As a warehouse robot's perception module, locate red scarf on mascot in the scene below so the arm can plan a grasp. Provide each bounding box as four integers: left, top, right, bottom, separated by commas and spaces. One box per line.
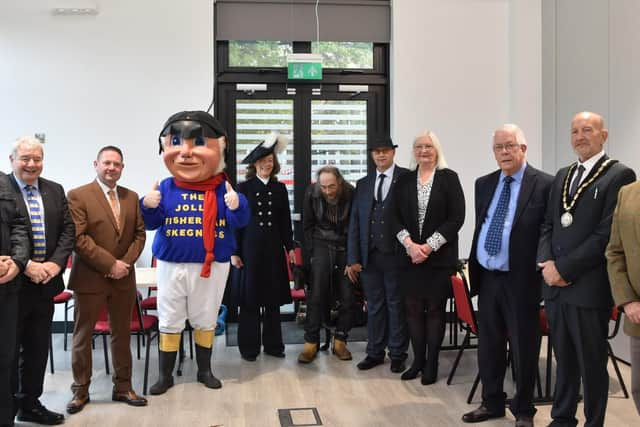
173, 173, 226, 278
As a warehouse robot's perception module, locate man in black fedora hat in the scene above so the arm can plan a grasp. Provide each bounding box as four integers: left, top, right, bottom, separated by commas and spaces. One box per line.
346, 136, 409, 372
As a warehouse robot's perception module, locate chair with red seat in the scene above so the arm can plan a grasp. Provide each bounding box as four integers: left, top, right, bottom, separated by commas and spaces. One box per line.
608, 306, 629, 398
447, 273, 482, 403
92, 295, 159, 395
287, 246, 306, 321
48, 256, 75, 374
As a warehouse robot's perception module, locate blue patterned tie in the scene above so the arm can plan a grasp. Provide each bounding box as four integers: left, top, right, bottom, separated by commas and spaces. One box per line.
484, 176, 513, 256
25, 185, 46, 261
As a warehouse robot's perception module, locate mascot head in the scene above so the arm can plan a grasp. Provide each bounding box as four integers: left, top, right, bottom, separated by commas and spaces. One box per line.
158, 111, 228, 182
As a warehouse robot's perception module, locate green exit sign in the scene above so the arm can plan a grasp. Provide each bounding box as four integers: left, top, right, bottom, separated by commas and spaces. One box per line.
287, 54, 323, 80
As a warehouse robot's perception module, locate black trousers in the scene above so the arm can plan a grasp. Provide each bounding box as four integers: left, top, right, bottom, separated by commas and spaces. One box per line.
0, 291, 18, 424
546, 300, 610, 427
237, 306, 283, 357
12, 289, 55, 411
477, 269, 540, 417
360, 249, 408, 361
304, 241, 355, 343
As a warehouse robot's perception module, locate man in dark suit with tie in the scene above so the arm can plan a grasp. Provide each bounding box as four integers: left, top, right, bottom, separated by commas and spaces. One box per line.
538, 111, 635, 427
462, 125, 552, 427
7, 137, 75, 425
0, 172, 30, 427
347, 137, 409, 373
66, 146, 147, 414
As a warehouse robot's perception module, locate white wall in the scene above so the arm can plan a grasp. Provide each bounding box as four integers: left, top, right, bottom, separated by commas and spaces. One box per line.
0, 0, 214, 267
1, 0, 545, 318
541, 0, 640, 362
392, 0, 542, 256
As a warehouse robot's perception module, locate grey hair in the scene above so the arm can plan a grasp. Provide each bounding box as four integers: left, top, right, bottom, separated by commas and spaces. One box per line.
411, 130, 448, 170
494, 124, 528, 146
12, 136, 44, 158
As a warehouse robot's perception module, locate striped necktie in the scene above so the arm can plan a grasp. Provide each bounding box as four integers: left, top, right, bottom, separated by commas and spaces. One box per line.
25, 185, 46, 261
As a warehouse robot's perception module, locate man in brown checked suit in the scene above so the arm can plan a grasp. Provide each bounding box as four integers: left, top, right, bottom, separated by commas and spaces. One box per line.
66, 146, 147, 414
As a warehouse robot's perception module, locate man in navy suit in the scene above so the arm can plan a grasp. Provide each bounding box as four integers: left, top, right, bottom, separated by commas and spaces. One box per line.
538, 112, 635, 427
463, 125, 552, 427
8, 137, 75, 425
347, 137, 409, 373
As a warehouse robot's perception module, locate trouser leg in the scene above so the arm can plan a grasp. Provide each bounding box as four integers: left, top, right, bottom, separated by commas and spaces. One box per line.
238, 306, 260, 358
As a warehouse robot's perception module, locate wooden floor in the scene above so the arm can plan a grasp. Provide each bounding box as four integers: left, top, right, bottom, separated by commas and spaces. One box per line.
31, 332, 637, 427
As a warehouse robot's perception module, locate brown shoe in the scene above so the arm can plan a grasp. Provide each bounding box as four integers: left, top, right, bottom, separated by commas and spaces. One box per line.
331, 338, 352, 361
297, 342, 319, 364
112, 389, 148, 407
66, 393, 90, 414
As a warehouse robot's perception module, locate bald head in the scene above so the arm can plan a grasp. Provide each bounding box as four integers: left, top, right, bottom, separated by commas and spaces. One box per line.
571, 111, 608, 162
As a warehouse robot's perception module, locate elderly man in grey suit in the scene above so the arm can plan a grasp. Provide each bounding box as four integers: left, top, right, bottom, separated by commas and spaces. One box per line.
347, 137, 409, 373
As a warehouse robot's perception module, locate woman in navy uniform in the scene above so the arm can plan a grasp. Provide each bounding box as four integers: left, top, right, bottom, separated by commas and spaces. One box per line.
232, 134, 295, 360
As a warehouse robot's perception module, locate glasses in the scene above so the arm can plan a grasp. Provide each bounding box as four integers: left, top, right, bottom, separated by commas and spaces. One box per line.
414, 144, 435, 151
17, 156, 43, 164
493, 143, 520, 153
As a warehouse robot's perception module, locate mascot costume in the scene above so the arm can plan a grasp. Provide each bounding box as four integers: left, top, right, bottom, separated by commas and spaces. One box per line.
141, 111, 249, 394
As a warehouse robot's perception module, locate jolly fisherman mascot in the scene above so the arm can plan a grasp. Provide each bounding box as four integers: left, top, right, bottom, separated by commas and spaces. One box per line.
141, 111, 250, 394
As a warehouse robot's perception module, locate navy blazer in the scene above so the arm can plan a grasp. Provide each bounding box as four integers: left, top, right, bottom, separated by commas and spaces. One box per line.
537, 156, 636, 309
468, 164, 553, 303
347, 165, 409, 268
8, 174, 75, 298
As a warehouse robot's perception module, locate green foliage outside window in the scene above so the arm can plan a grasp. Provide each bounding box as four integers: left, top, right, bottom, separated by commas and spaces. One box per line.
229, 41, 292, 67
228, 41, 373, 69
311, 41, 373, 69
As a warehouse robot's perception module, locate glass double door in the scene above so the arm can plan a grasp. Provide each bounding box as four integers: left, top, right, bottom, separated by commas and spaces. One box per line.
218, 83, 386, 240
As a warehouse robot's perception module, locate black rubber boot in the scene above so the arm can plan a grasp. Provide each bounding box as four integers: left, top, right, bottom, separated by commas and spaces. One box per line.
149, 350, 177, 395
195, 344, 222, 389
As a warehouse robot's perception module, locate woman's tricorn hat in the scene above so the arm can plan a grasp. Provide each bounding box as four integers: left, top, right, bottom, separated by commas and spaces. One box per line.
241, 133, 289, 164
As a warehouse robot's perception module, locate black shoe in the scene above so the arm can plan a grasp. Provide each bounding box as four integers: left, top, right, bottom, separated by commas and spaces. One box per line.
18, 402, 65, 425
400, 364, 422, 380
421, 361, 438, 385
241, 354, 257, 361
390, 359, 406, 373
462, 405, 505, 423
264, 350, 286, 358
356, 356, 384, 370
515, 415, 534, 427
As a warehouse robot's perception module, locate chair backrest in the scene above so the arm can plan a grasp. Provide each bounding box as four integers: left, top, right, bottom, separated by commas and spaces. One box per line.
450, 274, 478, 334
285, 246, 304, 282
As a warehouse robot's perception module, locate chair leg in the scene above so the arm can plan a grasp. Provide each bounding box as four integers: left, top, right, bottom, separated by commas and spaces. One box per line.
49, 332, 55, 374
608, 342, 629, 398
535, 365, 543, 399
143, 330, 154, 395
102, 335, 110, 375
447, 332, 470, 385
137, 334, 141, 360
188, 327, 194, 360
545, 338, 552, 398
467, 371, 481, 404
63, 301, 68, 351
